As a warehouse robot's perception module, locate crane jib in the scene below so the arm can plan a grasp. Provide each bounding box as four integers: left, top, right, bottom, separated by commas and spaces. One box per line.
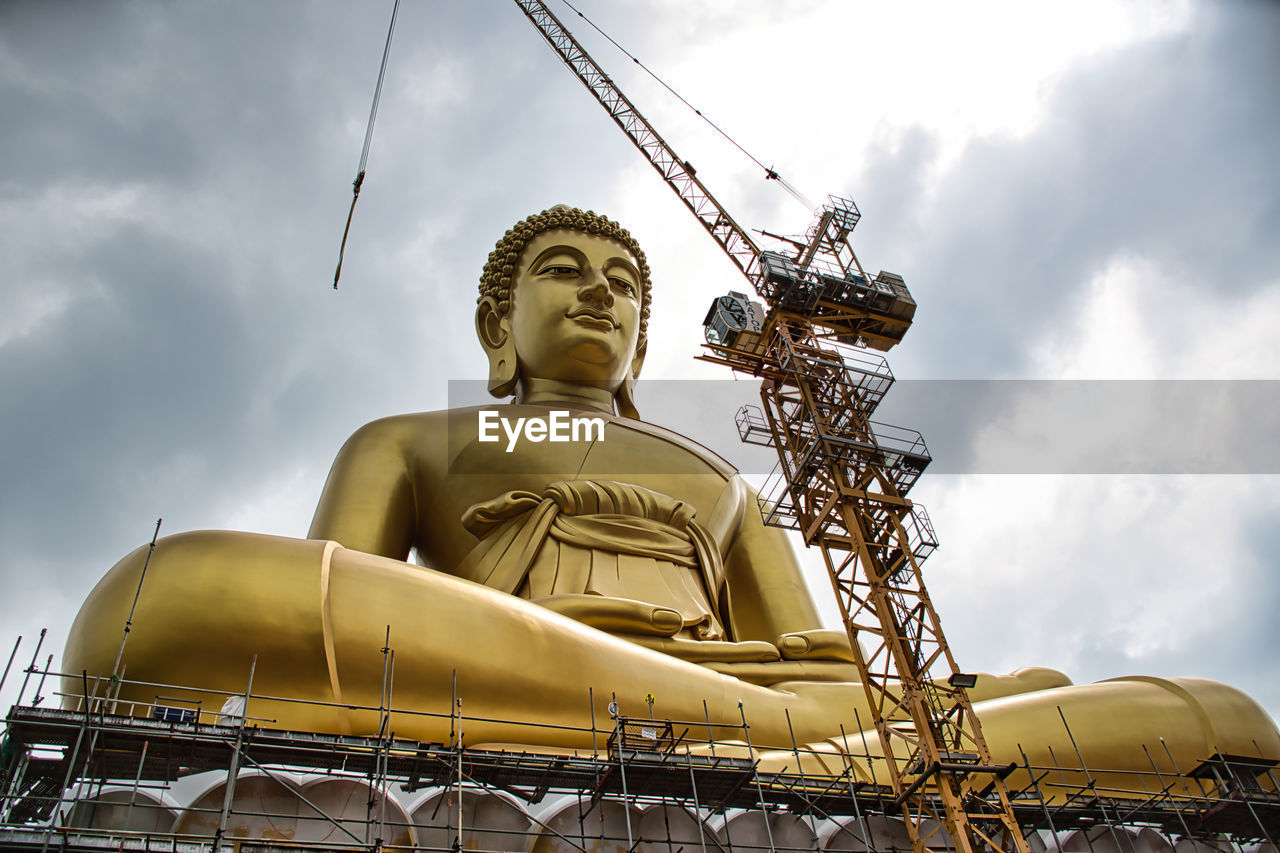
513, 1, 761, 280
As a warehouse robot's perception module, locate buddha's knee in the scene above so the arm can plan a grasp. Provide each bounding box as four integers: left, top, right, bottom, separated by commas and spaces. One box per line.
62, 530, 340, 712
971, 675, 1280, 773
786, 674, 1280, 791
1100, 675, 1280, 760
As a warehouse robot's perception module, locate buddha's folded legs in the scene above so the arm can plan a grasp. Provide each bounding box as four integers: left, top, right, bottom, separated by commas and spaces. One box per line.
64, 530, 880, 747
64, 530, 1280, 792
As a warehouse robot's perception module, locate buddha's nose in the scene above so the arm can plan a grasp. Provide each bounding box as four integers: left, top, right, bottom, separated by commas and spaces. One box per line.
578, 271, 614, 306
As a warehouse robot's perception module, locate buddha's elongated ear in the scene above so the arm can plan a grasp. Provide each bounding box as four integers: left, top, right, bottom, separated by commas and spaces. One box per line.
615, 334, 647, 419
476, 297, 517, 398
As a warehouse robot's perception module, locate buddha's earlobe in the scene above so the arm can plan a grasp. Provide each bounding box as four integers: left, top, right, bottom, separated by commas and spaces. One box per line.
615, 335, 647, 419
476, 297, 518, 398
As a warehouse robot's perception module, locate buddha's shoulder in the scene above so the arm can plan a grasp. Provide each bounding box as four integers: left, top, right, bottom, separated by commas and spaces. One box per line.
339, 407, 489, 448
339, 411, 435, 439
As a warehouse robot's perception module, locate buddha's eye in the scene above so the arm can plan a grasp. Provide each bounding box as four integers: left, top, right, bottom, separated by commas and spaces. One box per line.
540, 264, 580, 277
609, 276, 637, 297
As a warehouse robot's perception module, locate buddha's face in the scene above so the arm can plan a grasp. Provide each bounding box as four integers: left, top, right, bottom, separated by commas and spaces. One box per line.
506, 228, 644, 389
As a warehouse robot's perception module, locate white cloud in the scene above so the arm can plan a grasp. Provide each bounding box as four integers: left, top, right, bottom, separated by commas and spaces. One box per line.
628, 1, 1195, 206
1037, 254, 1280, 380
0, 285, 75, 349
917, 475, 1274, 668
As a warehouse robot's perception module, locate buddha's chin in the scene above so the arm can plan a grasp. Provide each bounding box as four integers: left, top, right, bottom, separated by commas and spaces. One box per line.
570, 330, 629, 358
551, 339, 630, 376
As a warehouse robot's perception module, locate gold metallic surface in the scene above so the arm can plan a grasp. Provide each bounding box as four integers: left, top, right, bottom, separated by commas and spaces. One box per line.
63, 207, 1279, 792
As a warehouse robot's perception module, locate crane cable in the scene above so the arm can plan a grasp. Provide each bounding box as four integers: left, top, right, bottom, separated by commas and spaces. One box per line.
558, 0, 817, 212
333, 0, 401, 290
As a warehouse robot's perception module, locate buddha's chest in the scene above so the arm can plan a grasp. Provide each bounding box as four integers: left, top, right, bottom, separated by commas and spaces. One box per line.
423, 415, 735, 566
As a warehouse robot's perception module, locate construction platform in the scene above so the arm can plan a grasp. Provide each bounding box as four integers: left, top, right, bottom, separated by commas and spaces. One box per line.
2, 681, 1279, 853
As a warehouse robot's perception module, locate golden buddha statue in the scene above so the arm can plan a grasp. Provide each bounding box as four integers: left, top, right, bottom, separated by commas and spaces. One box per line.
65, 206, 1278, 795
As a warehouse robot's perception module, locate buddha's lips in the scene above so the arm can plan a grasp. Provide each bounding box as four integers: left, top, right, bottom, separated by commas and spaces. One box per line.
567, 308, 618, 328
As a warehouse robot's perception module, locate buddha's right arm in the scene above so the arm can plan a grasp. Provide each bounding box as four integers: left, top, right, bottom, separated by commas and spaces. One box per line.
307, 419, 418, 560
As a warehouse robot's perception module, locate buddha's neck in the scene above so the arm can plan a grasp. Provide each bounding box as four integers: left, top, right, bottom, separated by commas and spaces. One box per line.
516, 378, 617, 414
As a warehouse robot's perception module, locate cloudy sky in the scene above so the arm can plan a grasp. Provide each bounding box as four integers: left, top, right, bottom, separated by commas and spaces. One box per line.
2, 0, 1278, 730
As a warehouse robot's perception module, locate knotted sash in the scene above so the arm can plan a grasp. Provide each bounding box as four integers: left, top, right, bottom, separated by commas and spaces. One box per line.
459, 480, 727, 640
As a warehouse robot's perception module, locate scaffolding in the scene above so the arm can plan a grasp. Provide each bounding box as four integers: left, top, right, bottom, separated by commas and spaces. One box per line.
2, 658, 1278, 853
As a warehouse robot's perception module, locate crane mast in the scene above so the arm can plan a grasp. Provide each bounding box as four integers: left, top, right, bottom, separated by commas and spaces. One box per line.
514, 3, 1030, 852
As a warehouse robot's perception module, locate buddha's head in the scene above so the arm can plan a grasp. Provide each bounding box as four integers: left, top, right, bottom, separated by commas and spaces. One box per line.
478, 206, 652, 416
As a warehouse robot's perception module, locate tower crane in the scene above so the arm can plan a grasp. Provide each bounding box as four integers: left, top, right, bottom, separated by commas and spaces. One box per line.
513, 4, 1031, 853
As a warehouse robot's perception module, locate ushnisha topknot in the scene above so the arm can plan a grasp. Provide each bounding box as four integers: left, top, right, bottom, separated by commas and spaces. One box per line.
479, 205, 652, 340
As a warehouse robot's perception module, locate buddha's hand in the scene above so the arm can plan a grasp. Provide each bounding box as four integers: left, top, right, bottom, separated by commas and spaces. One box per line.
775, 629, 858, 663
534, 593, 684, 637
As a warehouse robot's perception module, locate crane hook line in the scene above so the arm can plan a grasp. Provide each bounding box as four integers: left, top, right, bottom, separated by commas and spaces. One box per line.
557, 0, 816, 212
334, 0, 402, 290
